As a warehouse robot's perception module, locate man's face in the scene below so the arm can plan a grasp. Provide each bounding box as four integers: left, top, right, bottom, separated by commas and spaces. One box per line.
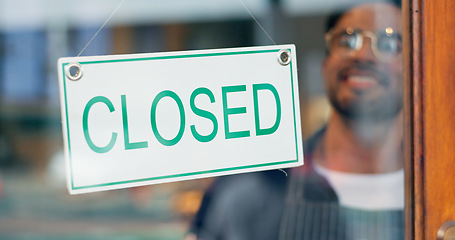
322, 3, 403, 122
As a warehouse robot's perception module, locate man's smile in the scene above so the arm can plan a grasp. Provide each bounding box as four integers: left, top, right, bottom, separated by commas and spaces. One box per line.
345, 75, 378, 89
339, 66, 388, 91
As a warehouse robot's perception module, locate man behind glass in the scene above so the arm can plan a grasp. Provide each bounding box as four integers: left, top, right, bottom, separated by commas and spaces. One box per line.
187, 1, 404, 239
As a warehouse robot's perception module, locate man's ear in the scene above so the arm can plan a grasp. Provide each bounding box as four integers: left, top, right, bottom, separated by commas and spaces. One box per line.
321, 58, 327, 71
321, 58, 329, 88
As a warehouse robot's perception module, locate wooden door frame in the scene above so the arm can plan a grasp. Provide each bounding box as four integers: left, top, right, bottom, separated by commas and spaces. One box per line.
403, 0, 423, 239
404, 0, 455, 239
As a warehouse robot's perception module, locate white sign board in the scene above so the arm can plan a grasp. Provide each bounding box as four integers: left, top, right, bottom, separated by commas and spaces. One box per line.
58, 45, 303, 194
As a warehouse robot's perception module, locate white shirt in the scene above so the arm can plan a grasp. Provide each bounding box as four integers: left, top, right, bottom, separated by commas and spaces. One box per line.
314, 164, 404, 211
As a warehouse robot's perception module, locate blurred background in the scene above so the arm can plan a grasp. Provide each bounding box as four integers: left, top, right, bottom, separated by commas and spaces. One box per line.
0, 0, 372, 239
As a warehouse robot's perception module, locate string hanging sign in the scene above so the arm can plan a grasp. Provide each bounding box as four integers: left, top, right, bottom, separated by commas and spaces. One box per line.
57, 0, 303, 194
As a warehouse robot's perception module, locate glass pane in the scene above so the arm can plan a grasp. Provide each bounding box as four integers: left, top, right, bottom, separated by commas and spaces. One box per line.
0, 0, 403, 239
187, 0, 404, 240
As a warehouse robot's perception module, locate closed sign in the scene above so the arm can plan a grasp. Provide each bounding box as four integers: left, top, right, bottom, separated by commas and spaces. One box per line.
58, 45, 303, 194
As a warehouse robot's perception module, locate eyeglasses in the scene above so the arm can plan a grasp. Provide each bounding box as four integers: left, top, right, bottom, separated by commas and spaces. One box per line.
325, 27, 402, 60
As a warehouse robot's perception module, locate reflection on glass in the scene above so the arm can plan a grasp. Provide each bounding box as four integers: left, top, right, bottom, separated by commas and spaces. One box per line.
188, 1, 404, 240
0, 0, 403, 239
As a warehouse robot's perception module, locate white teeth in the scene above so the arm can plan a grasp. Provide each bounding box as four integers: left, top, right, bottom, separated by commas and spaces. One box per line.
347, 76, 376, 83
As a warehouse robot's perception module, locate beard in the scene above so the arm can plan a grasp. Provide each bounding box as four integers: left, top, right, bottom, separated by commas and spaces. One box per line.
329, 92, 403, 123
328, 90, 403, 144
327, 63, 403, 124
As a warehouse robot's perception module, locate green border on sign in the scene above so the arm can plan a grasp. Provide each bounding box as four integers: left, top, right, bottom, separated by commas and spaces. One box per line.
61, 48, 300, 191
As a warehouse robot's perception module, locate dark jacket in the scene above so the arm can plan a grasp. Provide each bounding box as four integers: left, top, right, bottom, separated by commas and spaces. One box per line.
189, 128, 404, 240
